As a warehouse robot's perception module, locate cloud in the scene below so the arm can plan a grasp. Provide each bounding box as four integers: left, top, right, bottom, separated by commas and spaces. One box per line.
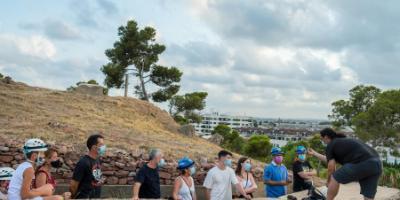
20, 20, 81, 40
0, 34, 103, 90
97, 0, 119, 16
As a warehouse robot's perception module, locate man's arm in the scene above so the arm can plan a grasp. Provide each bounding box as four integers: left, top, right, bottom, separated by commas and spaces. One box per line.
69, 179, 79, 198
308, 148, 327, 163
205, 188, 211, 200
264, 180, 288, 186
21, 168, 53, 199
327, 159, 336, 185
132, 182, 141, 200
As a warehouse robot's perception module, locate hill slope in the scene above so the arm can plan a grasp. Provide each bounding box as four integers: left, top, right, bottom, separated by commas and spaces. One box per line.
0, 80, 221, 160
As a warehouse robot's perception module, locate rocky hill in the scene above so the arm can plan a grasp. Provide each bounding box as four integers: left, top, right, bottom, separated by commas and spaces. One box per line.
0, 78, 224, 160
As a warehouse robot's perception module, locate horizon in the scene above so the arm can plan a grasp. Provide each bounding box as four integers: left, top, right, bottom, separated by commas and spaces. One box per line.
1, 0, 399, 119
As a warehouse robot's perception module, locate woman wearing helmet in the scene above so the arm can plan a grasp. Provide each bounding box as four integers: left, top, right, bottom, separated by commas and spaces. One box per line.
34, 147, 71, 199
172, 157, 197, 200
0, 167, 14, 200
292, 146, 316, 192
7, 138, 63, 200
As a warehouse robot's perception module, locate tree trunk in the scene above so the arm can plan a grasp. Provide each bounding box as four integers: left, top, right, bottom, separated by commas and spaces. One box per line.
138, 60, 149, 101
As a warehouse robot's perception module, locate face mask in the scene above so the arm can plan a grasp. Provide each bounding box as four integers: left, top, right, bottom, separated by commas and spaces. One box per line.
157, 158, 166, 168
244, 163, 252, 172
274, 155, 283, 164
298, 154, 306, 161
50, 159, 63, 168
224, 159, 232, 167
189, 167, 196, 176
36, 155, 45, 166
98, 145, 107, 157
321, 140, 327, 147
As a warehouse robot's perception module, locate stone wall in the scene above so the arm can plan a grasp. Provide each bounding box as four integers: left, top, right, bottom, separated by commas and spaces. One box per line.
0, 139, 265, 187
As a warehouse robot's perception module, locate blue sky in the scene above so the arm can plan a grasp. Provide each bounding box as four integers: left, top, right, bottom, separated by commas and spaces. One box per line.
1, 0, 399, 119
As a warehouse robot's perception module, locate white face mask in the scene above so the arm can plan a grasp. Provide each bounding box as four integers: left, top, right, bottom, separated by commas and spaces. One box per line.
321, 140, 327, 147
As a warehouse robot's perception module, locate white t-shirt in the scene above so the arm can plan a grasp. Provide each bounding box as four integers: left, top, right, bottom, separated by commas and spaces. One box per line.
203, 166, 238, 200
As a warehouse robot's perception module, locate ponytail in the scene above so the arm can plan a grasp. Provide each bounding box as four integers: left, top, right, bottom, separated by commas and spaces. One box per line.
320, 128, 346, 139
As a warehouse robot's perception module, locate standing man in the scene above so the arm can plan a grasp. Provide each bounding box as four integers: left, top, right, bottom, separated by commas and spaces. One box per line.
264, 147, 291, 199
132, 149, 165, 200
308, 128, 382, 200
203, 150, 251, 200
70, 134, 106, 199
292, 146, 316, 192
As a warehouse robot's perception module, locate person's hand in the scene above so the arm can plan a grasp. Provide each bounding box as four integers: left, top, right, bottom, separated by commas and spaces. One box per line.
308, 148, 316, 156
63, 192, 72, 200
39, 184, 54, 196
244, 194, 252, 199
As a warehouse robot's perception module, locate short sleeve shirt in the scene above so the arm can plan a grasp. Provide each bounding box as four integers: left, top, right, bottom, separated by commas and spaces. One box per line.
72, 155, 102, 199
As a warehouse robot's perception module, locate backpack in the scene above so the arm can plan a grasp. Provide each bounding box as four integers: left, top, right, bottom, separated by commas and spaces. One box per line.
301, 186, 326, 200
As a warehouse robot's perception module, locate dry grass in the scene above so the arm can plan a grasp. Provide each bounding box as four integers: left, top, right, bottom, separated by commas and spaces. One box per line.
0, 81, 224, 161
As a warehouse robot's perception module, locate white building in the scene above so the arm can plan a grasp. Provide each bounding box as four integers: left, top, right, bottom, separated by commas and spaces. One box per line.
191, 112, 254, 137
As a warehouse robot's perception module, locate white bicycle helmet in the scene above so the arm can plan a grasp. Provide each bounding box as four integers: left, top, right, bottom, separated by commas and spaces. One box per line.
23, 138, 48, 154
0, 167, 15, 181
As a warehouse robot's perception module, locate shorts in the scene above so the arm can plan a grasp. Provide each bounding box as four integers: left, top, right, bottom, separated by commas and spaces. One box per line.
333, 157, 382, 199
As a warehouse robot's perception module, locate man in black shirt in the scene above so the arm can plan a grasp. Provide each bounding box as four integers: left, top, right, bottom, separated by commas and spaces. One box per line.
292, 146, 316, 192
309, 128, 382, 200
70, 134, 106, 199
132, 149, 165, 200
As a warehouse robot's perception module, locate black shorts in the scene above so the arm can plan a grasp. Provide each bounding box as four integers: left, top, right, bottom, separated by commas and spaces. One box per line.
333, 158, 382, 199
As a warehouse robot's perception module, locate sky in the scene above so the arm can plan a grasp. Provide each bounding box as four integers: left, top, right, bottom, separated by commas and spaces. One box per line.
1, 0, 399, 119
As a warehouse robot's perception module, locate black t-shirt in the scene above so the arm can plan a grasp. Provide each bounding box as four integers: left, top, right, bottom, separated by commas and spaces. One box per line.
135, 164, 161, 198
72, 155, 102, 199
292, 160, 313, 192
325, 138, 379, 165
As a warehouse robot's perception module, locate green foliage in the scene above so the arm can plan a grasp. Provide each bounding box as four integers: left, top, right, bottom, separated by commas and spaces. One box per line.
329, 85, 400, 147
380, 162, 400, 188
169, 92, 208, 124
101, 20, 182, 102
244, 135, 272, 162
0, 73, 3, 79
329, 85, 381, 127
211, 125, 246, 154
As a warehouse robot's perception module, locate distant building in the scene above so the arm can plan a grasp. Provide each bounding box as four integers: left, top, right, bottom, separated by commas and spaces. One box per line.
190, 112, 254, 137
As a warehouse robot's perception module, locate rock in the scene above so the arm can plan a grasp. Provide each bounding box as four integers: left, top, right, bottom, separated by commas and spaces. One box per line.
14, 154, 23, 161
106, 176, 119, 185
0, 146, 9, 151
3, 76, 13, 84
118, 178, 128, 185
208, 134, 224, 145
115, 170, 129, 178
0, 155, 14, 163
178, 125, 196, 137
159, 171, 171, 180
115, 162, 125, 169
103, 171, 114, 176
74, 84, 105, 96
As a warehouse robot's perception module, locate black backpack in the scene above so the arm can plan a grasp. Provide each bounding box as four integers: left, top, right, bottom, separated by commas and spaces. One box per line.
301, 186, 326, 200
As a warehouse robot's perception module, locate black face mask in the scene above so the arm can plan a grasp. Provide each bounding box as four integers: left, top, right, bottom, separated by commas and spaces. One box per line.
50, 159, 63, 168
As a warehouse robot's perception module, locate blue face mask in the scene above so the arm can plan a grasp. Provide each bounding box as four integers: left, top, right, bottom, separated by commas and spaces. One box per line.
189, 167, 196, 176
98, 145, 106, 157
298, 154, 306, 161
36, 156, 45, 166
224, 159, 232, 167
244, 163, 252, 172
158, 158, 166, 168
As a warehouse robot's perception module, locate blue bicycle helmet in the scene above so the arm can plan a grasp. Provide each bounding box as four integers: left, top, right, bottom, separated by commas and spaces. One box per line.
177, 157, 195, 170
271, 147, 284, 156
295, 145, 307, 154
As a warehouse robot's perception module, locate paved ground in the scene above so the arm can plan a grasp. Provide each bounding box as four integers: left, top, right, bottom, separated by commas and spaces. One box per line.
280, 182, 400, 200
